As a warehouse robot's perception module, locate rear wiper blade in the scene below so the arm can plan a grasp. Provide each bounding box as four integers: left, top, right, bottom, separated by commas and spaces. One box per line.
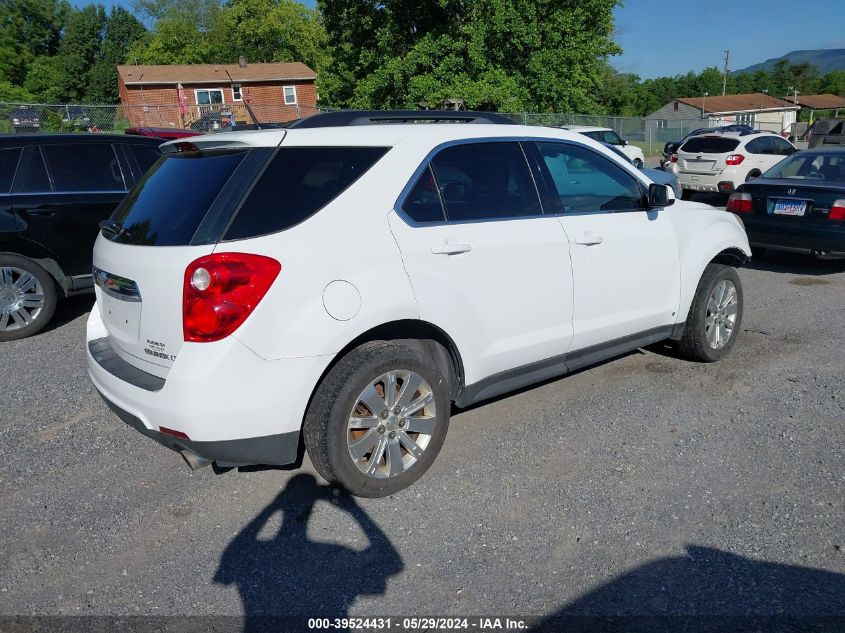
99, 219, 132, 238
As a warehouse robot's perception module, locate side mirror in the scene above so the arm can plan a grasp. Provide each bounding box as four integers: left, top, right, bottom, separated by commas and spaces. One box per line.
621, 139, 628, 146
649, 183, 675, 208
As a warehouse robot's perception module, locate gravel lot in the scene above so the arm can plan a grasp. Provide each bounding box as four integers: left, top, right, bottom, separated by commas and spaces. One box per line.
1, 251, 844, 627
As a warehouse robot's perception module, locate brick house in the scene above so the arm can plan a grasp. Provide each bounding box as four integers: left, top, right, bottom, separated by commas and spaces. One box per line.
117, 61, 318, 128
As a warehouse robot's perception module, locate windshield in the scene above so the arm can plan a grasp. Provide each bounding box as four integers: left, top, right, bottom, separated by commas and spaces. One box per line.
680, 137, 740, 154
106, 149, 248, 246
762, 152, 845, 182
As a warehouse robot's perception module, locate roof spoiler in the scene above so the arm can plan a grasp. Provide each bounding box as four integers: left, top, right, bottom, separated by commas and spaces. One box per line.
287, 110, 517, 128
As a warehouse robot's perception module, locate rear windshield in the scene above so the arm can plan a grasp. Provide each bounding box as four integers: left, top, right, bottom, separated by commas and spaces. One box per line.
763, 152, 845, 182
223, 146, 389, 240
106, 150, 247, 246
680, 137, 740, 154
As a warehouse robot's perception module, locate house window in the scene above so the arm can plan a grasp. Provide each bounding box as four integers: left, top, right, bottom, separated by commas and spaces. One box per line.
283, 85, 297, 105
673, 101, 679, 111
195, 89, 224, 105
736, 113, 755, 125
232, 83, 242, 101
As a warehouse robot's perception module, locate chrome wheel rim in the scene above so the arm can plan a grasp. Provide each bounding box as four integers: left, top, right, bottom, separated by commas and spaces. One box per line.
347, 370, 436, 479
0, 266, 45, 332
705, 279, 738, 349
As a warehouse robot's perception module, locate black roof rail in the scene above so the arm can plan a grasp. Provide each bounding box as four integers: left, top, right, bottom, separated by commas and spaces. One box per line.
287, 110, 517, 128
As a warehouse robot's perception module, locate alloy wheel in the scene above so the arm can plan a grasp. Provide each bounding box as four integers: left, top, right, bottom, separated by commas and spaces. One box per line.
705, 279, 738, 349
0, 266, 45, 332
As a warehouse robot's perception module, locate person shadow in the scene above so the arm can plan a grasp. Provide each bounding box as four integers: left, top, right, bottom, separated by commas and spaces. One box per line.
530, 545, 845, 632
214, 473, 403, 632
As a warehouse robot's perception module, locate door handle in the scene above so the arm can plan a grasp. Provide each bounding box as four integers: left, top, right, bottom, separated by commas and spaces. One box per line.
23, 208, 58, 217
575, 233, 604, 246
431, 242, 472, 255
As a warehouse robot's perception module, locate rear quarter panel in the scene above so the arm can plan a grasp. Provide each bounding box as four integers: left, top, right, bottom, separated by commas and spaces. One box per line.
667, 202, 751, 321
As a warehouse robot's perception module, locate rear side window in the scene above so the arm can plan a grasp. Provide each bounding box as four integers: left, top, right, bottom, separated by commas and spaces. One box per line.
224, 146, 389, 240
109, 150, 247, 246
402, 165, 446, 223
0, 147, 22, 193
680, 137, 740, 154
429, 142, 541, 222
42, 143, 125, 192
130, 144, 163, 174
747, 136, 775, 155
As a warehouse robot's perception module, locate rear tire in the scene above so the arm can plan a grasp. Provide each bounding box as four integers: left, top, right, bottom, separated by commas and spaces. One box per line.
678, 264, 743, 363
0, 254, 58, 342
303, 341, 451, 497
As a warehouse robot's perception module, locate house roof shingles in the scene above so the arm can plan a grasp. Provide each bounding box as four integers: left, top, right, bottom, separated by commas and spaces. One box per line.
117, 62, 316, 85
676, 92, 798, 114
790, 94, 845, 110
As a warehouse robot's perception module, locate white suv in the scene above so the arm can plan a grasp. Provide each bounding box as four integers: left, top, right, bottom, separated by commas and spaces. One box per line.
86, 111, 750, 497
559, 126, 646, 168
669, 131, 796, 198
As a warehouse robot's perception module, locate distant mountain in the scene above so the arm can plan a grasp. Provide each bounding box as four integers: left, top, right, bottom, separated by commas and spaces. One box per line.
734, 49, 845, 75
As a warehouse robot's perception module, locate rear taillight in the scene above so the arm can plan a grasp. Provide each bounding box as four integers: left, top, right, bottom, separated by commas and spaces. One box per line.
830, 199, 845, 220
725, 154, 745, 165
670, 154, 678, 163
726, 192, 753, 214
183, 253, 281, 342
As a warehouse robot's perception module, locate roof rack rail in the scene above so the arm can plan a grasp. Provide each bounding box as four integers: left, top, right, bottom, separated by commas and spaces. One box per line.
287, 110, 517, 128
739, 129, 776, 136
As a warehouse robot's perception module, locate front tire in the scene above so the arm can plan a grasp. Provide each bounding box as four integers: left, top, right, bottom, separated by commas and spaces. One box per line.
303, 342, 451, 497
678, 264, 743, 362
0, 254, 58, 342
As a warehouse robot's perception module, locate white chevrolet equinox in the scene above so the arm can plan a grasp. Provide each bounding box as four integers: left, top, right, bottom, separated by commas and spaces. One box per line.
86, 111, 751, 497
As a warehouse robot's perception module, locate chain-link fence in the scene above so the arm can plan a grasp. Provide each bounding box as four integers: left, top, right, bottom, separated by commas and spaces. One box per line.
1, 101, 713, 157
0, 102, 321, 134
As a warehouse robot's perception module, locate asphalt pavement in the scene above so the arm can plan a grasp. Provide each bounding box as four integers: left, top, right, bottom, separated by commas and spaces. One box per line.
1, 250, 843, 627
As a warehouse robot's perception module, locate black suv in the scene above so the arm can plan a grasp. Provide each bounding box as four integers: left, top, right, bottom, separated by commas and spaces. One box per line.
0, 134, 163, 340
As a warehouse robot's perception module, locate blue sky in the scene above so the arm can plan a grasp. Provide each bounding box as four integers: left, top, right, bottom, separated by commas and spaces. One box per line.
79, 0, 845, 79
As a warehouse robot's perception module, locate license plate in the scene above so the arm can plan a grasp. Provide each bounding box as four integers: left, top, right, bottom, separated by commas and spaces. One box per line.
773, 200, 806, 216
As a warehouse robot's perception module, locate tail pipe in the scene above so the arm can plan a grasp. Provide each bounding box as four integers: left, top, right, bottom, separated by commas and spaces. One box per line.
180, 449, 211, 470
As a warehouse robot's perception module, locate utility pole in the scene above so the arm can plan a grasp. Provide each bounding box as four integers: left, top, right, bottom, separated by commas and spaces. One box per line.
722, 50, 730, 96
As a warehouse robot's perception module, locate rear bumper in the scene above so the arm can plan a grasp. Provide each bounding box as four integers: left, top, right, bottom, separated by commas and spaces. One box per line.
98, 390, 302, 466
674, 170, 737, 193
86, 306, 333, 467
740, 217, 845, 256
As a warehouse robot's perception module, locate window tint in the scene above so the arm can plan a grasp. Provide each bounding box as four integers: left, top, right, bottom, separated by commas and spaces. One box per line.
130, 144, 162, 174
225, 146, 389, 240
109, 150, 247, 246
764, 153, 845, 182
429, 142, 540, 222
0, 147, 22, 193
42, 143, 125, 192
536, 141, 644, 213
17, 148, 51, 193
747, 136, 775, 155
402, 165, 446, 223
680, 137, 740, 154
772, 137, 795, 156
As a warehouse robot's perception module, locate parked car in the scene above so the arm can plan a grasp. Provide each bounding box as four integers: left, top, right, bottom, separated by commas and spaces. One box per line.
560, 126, 645, 167
727, 148, 845, 258
0, 134, 163, 341
189, 110, 234, 133
125, 127, 201, 140
9, 106, 42, 133
60, 106, 91, 131
668, 131, 797, 199
807, 118, 845, 149
661, 125, 755, 169
603, 142, 682, 198
86, 110, 749, 497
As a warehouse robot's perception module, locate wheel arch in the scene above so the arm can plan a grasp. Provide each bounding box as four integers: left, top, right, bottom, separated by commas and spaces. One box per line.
0, 240, 68, 294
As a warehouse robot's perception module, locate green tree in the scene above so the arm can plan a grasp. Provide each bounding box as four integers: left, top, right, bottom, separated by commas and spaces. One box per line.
318, 0, 621, 112
56, 4, 107, 101
0, 0, 69, 83
22, 54, 63, 101
88, 7, 147, 102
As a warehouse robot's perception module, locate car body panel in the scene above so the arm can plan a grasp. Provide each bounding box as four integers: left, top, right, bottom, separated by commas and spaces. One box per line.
86, 123, 751, 462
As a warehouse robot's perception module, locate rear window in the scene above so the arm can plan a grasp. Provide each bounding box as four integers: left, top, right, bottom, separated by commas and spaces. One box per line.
223, 146, 389, 240
679, 137, 740, 154
107, 150, 247, 246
